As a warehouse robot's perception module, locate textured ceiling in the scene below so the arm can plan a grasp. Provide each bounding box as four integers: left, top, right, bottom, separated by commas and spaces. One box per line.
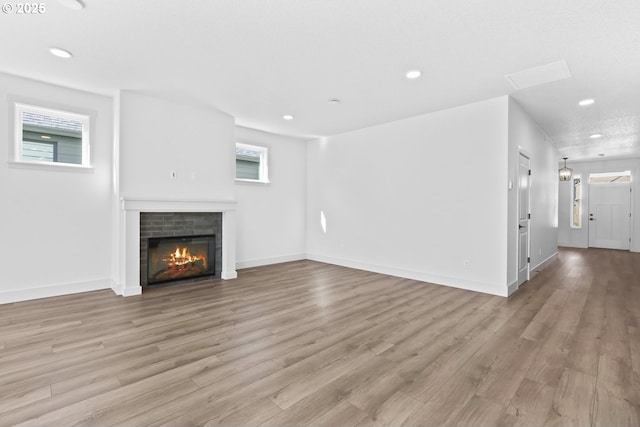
1, 0, 639, 161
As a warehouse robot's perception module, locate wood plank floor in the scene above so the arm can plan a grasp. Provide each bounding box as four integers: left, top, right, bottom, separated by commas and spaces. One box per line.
1, 247, 639, 426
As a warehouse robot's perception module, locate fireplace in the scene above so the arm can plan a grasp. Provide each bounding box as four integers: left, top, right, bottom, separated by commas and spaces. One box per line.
147, 234, 216, 285
117, 199, 237, 297
139, 211, 222, 287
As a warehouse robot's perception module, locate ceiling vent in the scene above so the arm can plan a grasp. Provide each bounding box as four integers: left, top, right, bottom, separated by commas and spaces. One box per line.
505, 60, 571, 90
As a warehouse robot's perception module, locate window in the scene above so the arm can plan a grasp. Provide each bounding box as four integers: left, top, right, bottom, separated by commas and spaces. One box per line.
15, 103, 90, 167
571, 176, 581, 228
589, 171, 631, 183
235, 142, 269, 183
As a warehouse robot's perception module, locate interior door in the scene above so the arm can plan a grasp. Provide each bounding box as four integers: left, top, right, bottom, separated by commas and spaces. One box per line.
588, 182, 631, 250
517, 153, 530, 286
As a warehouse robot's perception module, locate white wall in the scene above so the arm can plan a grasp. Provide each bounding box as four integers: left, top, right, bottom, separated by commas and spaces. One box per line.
234, 126, 307, 268
118, 91, 235, 201
558, 157, 640, 252
507, 98, 559, 291
0, 73, 114, 303
306, 97, 510, 296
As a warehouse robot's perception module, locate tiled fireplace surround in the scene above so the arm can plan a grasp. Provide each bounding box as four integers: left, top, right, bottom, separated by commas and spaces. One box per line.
116, 199, 237, 296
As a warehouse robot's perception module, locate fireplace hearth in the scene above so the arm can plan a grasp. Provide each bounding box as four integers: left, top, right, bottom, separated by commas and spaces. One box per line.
147, 234, 216, 285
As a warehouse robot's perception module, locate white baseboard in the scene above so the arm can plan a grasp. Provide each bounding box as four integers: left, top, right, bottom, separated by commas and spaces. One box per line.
236, 253, 306, 270
507, 280, 519, 296
0, 279, 112, 305
121, 285, 142, 297
558, 243, 588, 249
110, 281, 144, 297
306, 254, 508, 297
530, 251, 558, 279
508, 251, 558, 296
221, 270, 238, 280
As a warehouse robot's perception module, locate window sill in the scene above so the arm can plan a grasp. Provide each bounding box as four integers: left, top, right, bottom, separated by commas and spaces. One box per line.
235, 178, 270, 185
7, 160, 95, 173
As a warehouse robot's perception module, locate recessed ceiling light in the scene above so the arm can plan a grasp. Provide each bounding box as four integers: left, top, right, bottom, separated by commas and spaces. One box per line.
328, 99, 341, 105
41, 135, 51, 139
58, 0, 84, 10
406, 70, 422, 79
590, 133, 603, 139
578, 98, 595, 106
282, 114, 294, 120
49, 47, 73, 58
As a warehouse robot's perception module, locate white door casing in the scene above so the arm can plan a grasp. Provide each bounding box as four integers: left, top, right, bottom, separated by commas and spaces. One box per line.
588, 182, 631, 250
517, 153, 530, 286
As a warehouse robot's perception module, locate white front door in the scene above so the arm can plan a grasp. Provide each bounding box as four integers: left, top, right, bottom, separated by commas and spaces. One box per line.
517, 153, 530, 286
588, 182, 631, 250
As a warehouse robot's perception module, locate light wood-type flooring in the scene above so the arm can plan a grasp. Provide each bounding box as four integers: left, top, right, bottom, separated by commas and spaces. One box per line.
1, 248, 639, 426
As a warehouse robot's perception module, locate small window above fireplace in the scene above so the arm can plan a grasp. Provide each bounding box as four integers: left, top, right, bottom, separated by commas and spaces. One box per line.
235, 142, 269, 183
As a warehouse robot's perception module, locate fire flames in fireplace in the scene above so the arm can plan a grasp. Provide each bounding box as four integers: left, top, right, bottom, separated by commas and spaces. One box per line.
147, 234, 216, 285
150, 246, 208, 282
163, 247, 208, 270
151, 246, 208, 282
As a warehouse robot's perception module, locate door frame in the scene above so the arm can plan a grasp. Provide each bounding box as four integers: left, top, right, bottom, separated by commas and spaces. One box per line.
517, 150, 531, 287
587, 173, 632, 250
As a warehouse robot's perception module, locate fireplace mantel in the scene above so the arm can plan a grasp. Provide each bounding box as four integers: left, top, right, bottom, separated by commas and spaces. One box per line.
115, 198, 237, 297
121, 198, 237, 213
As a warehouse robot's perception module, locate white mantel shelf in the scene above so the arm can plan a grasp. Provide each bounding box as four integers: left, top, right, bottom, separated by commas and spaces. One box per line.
114, 198, 238, 297
121, 198, 237, 212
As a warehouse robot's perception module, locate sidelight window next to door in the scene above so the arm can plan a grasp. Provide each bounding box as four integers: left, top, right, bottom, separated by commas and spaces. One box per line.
571, 176, 582, 228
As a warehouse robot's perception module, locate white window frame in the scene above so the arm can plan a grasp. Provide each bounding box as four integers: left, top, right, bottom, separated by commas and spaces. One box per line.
13, 103, 91, 168
235, 142, 269, 184
588, 170, 632, 183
